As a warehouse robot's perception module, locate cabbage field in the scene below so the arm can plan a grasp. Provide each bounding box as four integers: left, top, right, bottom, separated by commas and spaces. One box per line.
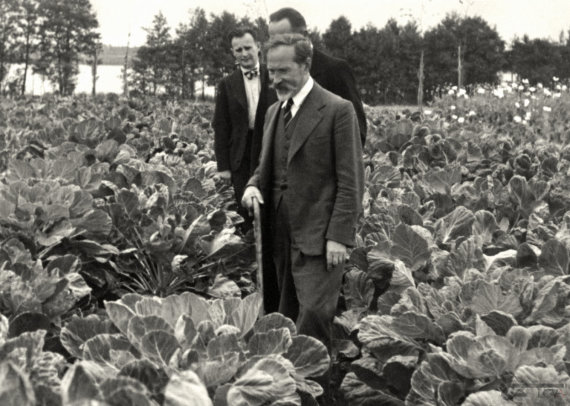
0, 80, 569, 405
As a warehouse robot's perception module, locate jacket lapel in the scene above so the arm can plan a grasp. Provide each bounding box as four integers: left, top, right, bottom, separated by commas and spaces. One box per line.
227, 69, 247, 111
260, 65, 269, 91
256, 65, 271, 115
287, 84, 325, 165
258, 102, 280, 191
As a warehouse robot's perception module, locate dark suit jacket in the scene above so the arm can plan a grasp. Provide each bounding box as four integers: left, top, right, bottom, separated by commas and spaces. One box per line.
311, 49, 367, 146
213, 65, 277, 175
248, 82, 364, 255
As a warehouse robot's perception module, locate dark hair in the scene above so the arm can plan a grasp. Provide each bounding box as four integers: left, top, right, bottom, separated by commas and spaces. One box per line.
266, 33, 312, 67
269, 8, 307, 34
227, 26, 258, 47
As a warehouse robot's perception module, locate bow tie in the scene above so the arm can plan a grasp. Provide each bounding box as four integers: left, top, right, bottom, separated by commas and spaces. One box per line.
243, 69, 259, 80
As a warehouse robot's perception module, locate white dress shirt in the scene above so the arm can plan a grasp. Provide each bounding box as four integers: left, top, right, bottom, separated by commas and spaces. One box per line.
240, 63, 261, 129
281, 77, 314, 119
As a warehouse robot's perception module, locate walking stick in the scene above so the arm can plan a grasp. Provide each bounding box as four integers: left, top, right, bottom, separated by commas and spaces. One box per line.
252, 196, 265, 316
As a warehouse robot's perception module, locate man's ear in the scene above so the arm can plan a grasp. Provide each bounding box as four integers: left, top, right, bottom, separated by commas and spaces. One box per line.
305, 57, 312, 71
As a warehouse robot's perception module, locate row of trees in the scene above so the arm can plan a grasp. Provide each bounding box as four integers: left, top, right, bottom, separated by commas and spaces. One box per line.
2, 1, 570, 103
0, 0, 99, 96
323, 15, 570, 104
508, 36, 570, 85
130, 9, 268, 99
133, 9, 570, 104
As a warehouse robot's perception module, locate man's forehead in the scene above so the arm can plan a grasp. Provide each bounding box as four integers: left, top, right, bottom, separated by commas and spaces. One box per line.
267, 45, 296, 59
268, 18, 292, 35
231, 33, 256, 47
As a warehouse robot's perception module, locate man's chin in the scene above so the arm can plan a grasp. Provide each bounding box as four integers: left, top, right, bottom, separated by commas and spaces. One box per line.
239, 60, 256, 69
276, 91, 293, 102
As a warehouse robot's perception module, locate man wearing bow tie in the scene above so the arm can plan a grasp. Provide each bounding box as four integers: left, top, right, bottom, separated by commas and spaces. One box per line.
213, 27, 277, 231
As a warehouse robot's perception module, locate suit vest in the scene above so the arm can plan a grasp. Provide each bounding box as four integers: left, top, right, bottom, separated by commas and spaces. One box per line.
272, 106, 301, 208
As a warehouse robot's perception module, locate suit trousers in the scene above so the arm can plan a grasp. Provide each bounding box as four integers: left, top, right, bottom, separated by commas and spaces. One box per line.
271, 195, 344, 351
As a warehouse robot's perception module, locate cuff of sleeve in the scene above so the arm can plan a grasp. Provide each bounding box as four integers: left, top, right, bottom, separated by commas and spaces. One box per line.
326, 223, 356, 247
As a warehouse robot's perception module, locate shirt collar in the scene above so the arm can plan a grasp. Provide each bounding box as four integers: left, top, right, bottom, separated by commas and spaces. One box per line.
282, 76, 314, 110
240, 62, 260, 74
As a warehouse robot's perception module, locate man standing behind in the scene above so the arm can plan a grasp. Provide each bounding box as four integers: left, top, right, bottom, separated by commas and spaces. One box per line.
268, 7, 368, 146
242, 34, 364, 354
213, 27, 277, 230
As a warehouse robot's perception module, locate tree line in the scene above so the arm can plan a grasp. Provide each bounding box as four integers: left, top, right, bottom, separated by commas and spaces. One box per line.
131, 9, 570, 104
128, 9, 269, 100
2, 1, 570, 103
0, 0, 99, 96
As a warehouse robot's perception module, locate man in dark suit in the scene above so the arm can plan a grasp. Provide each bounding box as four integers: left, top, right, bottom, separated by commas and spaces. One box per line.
268, 7, 367, 146
213, 27, 277, 229
242, 34, 364, 354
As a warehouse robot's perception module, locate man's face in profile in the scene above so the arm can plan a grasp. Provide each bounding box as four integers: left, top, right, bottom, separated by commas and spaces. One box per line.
267, 44, 309, 101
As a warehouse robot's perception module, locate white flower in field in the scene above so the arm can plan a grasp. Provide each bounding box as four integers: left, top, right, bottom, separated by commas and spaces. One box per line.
529, 87, 536, 92
556, 84, 561, 90
514, 115, 522, 123
468, 110, 476, 116
537, 83, 543, 89
452, 85, 458, 90
554, 92, 562, 98
522, 78, 529, 84
515, 102, 521, 108
452, 114, 458, 120
525, 111, 532, 120
424, 109, 432, 115
524, 99, 530, 107
563, 85, 568, 91
543, 106, 552, 112
463, 94, 470, 99
553, 76, 559, 82
458, 117, 465, 123
450, 105, 456, 110
543, 88, 552, 96
493, 88, 505, 98
477, 88, 485, 94
448, 89, 455, 95
458, 88, 466, 96
518, 85, 525, 91
531, 95, 537, 100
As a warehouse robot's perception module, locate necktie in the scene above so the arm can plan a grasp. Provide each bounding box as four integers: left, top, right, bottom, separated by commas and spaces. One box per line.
283, 98, 294, 127
244, 69, 259, 80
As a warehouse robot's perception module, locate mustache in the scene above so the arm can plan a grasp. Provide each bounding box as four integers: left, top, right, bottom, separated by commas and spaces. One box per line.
270, 83, 288, 91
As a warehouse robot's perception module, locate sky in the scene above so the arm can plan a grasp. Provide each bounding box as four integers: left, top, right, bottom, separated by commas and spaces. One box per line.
91, 0, 570, 47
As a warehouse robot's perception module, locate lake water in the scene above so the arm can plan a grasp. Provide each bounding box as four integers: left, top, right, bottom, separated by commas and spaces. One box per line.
6, 64, 215, 97
6, 64, 516, 98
